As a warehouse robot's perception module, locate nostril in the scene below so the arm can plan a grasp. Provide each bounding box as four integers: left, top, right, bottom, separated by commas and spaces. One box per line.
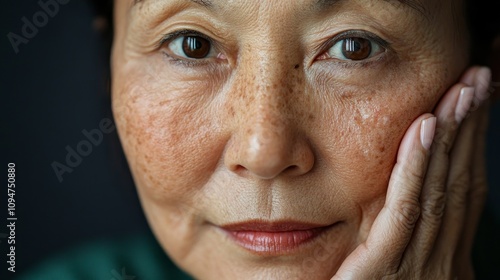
231, 163, 299, 180
284, 165, 299, 174
232, 164, 246, 174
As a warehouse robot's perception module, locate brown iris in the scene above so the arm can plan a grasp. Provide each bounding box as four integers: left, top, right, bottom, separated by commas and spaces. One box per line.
182, 36, 211, 59
342, 38, 372, 60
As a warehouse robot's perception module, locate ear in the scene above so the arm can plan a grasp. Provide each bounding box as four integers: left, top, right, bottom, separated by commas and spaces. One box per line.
491, 35, 500, 102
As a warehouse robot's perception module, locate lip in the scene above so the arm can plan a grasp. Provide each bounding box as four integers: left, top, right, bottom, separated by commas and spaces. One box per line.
220, 220, 336, 255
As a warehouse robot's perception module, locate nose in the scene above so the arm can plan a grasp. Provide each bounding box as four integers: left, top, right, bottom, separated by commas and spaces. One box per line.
223, 53, 315, 180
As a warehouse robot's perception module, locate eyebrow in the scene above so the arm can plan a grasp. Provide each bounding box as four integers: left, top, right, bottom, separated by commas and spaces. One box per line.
134, 0, 427, 17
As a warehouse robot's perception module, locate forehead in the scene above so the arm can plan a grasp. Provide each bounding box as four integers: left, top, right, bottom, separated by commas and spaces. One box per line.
130, 0, 433, 18
121, 0, 459, 37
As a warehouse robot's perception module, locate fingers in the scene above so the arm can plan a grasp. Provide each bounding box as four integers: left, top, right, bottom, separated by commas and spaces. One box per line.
461, 67, 492, 106
403, 83, 473, 266
450, 68, 492, 268
333, 114, 435, 279
460, 102, 490, 255
452, 102, 490, 280
432, 67, 491, 258
397, 66, 491, 270
432, 90, 478, 260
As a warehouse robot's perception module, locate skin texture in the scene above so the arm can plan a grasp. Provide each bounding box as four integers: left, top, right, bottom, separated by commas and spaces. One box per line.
111, 0, 477, 279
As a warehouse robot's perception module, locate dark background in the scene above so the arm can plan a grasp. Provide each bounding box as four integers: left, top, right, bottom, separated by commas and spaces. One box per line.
1, 1, 150, 279
1, 0, 499, 279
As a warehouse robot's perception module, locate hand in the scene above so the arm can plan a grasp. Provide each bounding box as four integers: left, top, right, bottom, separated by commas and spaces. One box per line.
331, 66, 492, 280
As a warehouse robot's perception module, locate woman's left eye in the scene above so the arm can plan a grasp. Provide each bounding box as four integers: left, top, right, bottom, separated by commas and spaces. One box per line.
168, 35, 214, 59
319, 37, 385, 61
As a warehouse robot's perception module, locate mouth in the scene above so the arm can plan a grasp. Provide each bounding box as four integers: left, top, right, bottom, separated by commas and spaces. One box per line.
219, 220, 339, 255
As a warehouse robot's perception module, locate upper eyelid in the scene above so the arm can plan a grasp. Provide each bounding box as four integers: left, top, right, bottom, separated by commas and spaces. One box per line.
158, 30, 215, 49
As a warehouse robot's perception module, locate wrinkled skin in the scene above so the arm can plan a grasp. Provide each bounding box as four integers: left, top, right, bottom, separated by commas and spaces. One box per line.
111, 0, 495, 279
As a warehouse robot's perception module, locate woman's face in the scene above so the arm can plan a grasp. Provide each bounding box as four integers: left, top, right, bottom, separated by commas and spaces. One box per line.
112, 0, 468, 279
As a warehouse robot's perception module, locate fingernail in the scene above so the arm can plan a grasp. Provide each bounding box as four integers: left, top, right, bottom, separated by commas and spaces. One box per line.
474, 67, 491, 102
455, 87, 474, 123
421, 117, 436, 150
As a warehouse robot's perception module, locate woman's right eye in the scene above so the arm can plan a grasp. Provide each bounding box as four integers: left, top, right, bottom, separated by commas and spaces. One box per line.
167, 35, 214, 59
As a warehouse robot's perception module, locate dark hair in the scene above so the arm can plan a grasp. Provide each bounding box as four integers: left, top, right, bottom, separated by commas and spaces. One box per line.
90, 0, 499, 65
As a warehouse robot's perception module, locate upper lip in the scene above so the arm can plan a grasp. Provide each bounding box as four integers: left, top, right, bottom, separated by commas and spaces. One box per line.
220, 219, 333, 232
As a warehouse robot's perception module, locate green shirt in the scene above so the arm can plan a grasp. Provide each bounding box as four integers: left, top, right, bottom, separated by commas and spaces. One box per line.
15, 233, 193, 280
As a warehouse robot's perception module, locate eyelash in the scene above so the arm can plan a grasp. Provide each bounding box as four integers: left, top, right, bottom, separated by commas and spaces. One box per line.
159, 29, 391, 68
314, 30, 391, 67
159, 30, 219, 67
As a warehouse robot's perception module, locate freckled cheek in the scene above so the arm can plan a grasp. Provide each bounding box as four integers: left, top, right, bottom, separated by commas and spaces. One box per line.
335, 102, 424, 207
340, 119, 400, 205
114, 90, 220, 205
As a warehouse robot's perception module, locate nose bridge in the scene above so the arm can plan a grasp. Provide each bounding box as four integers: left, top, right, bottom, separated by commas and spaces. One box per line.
239, 39, 296, 125
239, 46, 294, 142
224, 40, 305, 179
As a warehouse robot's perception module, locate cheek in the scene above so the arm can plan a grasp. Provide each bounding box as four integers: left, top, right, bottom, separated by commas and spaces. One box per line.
343, 104, 410, 202
315, 71, 439, 213
113, 76, 222, 207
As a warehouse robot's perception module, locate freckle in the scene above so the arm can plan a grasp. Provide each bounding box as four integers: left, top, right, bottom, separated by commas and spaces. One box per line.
379, 145, 385, 153
247, 95, 255, 104
309, 113, 315, 121
354, 115, 361, 125
131, 95, 139, 104
148, 115, 157, 124
147, 173, 155, 185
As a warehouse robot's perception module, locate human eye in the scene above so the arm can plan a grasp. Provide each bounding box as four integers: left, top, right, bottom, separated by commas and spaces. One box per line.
160, 30, 226, 64
317, 30, 389, 63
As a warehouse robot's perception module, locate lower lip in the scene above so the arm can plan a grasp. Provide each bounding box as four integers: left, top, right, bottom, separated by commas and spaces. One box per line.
225, 226, 332, 255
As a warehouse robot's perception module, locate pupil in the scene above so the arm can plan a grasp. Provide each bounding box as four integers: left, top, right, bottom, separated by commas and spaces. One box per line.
182, 36, 211, 59
342, 38, 371, 60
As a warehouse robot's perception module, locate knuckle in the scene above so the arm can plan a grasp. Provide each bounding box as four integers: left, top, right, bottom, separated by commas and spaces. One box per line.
447, 172, 470, 209
390, 199, 421, 231
421, 189, 446, 220
432, 126, 456, 154
398, 162, 426, 188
